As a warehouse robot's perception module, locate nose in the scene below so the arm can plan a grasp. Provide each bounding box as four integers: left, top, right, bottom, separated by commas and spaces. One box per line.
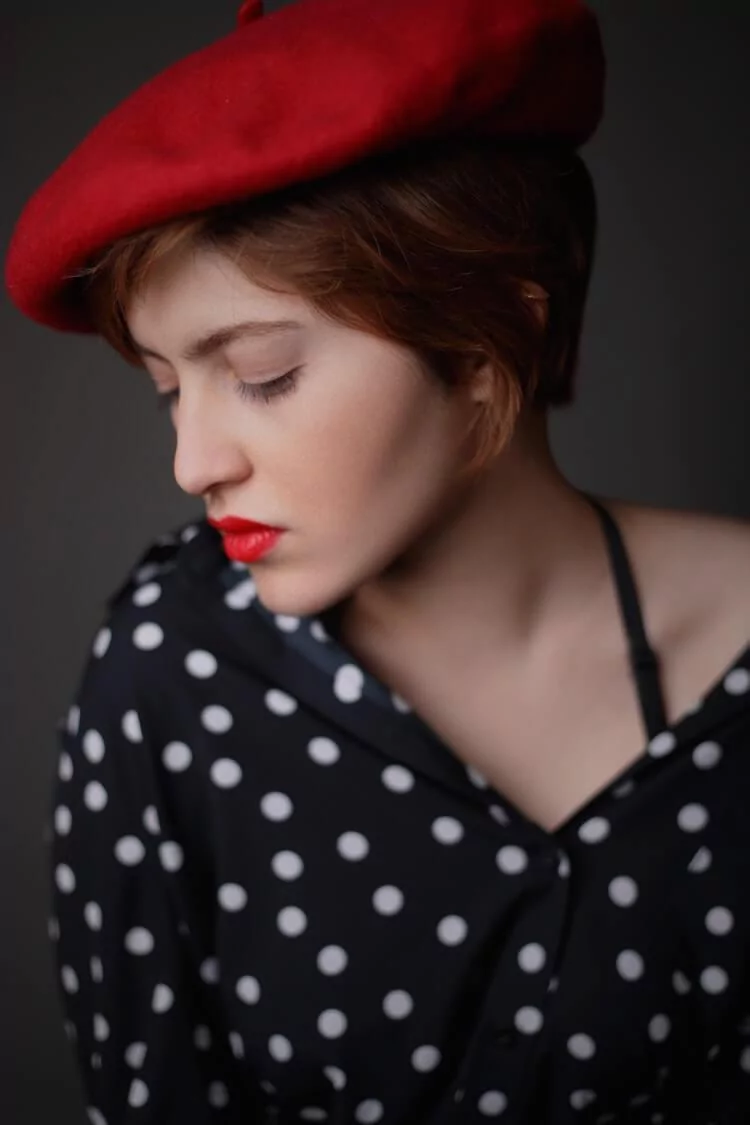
171, 392, 251, 500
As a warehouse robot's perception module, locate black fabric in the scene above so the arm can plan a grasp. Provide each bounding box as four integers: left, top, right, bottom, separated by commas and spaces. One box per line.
47, 496, 750, 1125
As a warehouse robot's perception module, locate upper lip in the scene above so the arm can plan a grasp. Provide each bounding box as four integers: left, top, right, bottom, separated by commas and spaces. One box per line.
207, 515, 282, 533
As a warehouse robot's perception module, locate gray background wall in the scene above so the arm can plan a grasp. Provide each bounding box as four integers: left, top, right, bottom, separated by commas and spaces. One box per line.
2, 2, 748, 1122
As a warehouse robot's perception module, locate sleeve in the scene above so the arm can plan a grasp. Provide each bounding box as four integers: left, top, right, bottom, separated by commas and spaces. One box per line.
46, 618, 257, 1125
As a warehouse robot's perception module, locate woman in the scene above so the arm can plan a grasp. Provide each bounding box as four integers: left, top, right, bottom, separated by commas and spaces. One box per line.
6, 0, 750, 1122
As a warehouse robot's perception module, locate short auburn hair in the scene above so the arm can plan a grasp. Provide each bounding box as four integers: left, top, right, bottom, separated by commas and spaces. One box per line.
78, 133, 597, 476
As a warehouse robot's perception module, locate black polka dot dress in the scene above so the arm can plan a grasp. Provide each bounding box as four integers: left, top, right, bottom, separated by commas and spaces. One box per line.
47, 495, 750, 1124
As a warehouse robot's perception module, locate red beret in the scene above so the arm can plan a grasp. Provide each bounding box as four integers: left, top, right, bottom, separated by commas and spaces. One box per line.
5, 0, 605, 334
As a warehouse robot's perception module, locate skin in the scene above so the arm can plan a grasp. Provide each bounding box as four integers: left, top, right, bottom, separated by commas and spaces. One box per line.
126, 246, 633, 671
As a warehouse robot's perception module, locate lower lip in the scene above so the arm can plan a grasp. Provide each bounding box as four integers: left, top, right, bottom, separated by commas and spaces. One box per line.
221, 529, 284, 562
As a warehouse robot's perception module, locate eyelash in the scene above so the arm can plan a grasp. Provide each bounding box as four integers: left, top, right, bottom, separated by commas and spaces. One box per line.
156, 368, 302, 412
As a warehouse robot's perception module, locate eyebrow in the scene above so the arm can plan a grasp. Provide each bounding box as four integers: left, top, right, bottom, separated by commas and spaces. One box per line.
130, 319, 305, 363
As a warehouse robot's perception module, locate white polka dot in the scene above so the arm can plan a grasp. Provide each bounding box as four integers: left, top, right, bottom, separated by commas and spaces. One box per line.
672, 970, 692, 995
269, 1034, 293, 1061
570, 1090, 596, 1110
162, 742, 192, 771
613, 779, 636, 798
58, 752, 74, 781
648, 1014, 671, 1042
724, 667, 750, 694
678, 803, 709, 832
466, 765, 489, 788
489, 804, 510, 825
48, 917, 60, 942
210, 758, 242, 788
568, 1033, 596, 1060
373, 886, 404, 915
382, 765, 415, 793
271, 851, 304, 880
432, 817, 464, 844
308, 737, 341, 765
692, 741, 723, 769
648, 731, 677, 758
354, 1101, 383, 1123
393, 693, 411, 712
208, 1082, 229, 1108
437, 915, 468, 946
496, 846, 528, 874
115, 836, 145, 866
93, 1014, 110, 1042
201, 705, 233, 733
578, 816, 611, 843
83, 781, 108, 812
93, 628, 111, 658
518, 943, 546, 972
124, 1042, 147, 1069
194, 1025, 212, 1050
278, 906, 307, 936
317, 946, 348, 975
558, 852, 571, 878
159, 841, 184, 872
66, 705, 80, 735
90, 957, 103, 983
383, 989, 414, 1019
55, 806, 72, 835
133, 623, 163, 651
82, 729, 105, 763
515, 1006, 543, 1034
84, 902, 103, 931
224, 578, 256, 610
478, 1090, 508, 1116
700, 966, 729, 994
185, 650, 217, 678
142, 805, 160, 834
55, 864, 76, 893
218, 883, 247, 912
337, 832, 370, 860
125, 927, 155, 955
299, 1110, 326, 1122
274, 615, 301, 633
122, 711, 143, 742
617, 950, 645, 981
61, 966, 79, 993
128, 1079, 149, 1107
150, 984, 173, 1013
265, 687, 299, 715
200, 957, 220, 984
133, 582, 161, 607
318, 1009, 347, 1038
87, 1110, 108, 1125
261, 792, 293, 821
740, 1046, 750, 1073
706, 906, 734, 936
412, 1045, 441, 1072
609, 876, 639, 907
236, 976, 261, 1004
688, 846, 712, 873
324, 1066, 347, 1090
334, 664, 364, 703
229, 1031, 244, 1059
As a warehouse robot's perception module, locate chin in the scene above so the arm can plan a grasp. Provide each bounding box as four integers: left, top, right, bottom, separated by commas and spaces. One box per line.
249, 571, 349, 623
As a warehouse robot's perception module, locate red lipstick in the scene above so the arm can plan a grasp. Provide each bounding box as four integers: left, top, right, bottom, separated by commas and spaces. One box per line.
207, 516, 285, 562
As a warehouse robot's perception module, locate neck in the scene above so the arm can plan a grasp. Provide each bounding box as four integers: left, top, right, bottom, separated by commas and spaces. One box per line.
337, 411, 614, 667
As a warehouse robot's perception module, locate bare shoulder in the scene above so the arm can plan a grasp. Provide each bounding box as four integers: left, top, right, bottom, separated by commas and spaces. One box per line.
603, 495, 750, 642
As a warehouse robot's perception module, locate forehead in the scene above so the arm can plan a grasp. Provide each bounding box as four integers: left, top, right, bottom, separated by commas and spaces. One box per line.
125, 246, 314, 349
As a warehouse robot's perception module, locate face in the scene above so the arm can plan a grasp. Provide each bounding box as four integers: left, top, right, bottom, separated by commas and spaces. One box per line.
126, 246, 489, 620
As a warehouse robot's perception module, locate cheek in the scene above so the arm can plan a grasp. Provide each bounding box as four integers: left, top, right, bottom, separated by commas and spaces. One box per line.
273, 371, 461, 527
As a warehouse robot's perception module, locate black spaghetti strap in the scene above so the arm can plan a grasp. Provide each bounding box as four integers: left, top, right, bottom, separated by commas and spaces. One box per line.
583, 493, 669, 741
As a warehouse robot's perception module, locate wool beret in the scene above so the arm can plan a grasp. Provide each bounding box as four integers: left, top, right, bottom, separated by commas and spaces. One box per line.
5, 0, 605, 334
